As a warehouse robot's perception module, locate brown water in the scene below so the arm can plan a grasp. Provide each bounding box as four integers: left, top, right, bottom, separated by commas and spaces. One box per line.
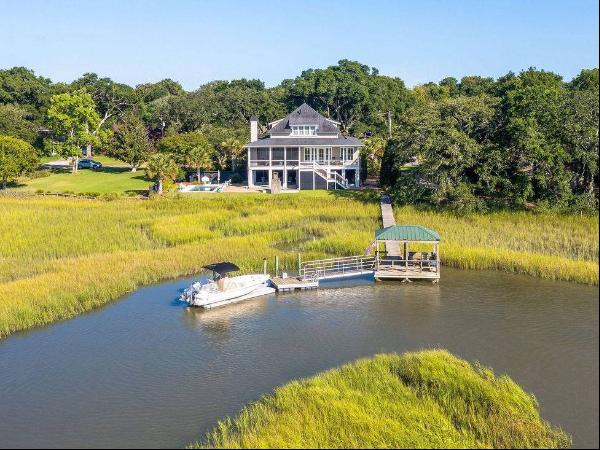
0, 268, 598, 449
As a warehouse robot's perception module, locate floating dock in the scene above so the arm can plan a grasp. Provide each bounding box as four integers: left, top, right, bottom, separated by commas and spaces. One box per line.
271, 277, 318, 292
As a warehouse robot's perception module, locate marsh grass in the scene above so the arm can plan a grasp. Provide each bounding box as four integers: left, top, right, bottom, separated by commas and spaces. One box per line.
190, 350, 571, 449
394, 206, 599, 284
0, 192, 597, 338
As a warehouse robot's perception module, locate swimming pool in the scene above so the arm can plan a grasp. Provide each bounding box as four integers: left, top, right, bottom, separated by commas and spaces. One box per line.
179, 183, 224, 192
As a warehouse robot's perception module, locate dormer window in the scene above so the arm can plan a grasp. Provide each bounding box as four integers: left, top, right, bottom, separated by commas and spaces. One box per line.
292, 125, 317, 136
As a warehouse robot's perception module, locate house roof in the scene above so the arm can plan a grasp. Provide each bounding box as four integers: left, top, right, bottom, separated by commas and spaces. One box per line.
375, 225, 441, 242
246, 136, 364, 147
269, 103, 339, 134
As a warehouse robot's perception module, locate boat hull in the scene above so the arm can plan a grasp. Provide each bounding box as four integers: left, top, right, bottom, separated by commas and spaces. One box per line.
180, 274, 272, 308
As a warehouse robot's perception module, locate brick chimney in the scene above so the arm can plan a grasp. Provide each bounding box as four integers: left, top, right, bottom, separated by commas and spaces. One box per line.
250, 116, 258, 142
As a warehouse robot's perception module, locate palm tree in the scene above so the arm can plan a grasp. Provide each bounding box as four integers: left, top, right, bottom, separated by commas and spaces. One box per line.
184, 145, 214, 183
220, 138, 245, 172
145, 153, 179, 194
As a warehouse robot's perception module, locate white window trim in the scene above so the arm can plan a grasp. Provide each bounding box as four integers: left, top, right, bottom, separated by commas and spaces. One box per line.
292, 125, 318, 136
341, 147, 355, 161
303, 146, 332, 163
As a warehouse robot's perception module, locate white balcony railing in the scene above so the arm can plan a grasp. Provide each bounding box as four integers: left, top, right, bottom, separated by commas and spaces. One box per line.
249, 159, 358, 168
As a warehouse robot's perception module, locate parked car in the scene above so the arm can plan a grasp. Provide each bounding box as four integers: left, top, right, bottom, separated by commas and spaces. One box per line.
78, 159, 103, 170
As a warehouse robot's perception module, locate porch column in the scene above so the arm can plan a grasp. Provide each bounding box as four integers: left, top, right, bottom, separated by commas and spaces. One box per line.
283, 147, 287, 189
356, 149, 361, 187
247, 147, 253, 187
269, 147, 273, 189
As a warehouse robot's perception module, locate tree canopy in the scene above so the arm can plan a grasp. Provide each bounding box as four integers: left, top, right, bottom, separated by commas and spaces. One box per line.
0, 62, 596, 207
47, 89, 104, 171
382, 68, 599, 211
110, 111, 152, 171
0, 135, 38, 188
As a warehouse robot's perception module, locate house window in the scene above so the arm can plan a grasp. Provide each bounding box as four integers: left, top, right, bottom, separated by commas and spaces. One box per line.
304, 147, 331, 162
292, 125, 317, 136
341, 147, 354, 161
272, 148, 284, 162
255, 148, 270, 160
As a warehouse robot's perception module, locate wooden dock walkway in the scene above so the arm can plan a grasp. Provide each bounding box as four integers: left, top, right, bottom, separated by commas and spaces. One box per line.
380, 195, 400, 256
271, 276, 318, 292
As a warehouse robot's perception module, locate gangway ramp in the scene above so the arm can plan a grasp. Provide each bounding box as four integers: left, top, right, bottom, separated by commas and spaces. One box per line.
300, 255, 376, 281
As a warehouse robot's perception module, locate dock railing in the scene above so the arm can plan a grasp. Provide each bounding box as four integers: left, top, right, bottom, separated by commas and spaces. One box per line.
300, 255, 376, 281
376, 257, 440, 274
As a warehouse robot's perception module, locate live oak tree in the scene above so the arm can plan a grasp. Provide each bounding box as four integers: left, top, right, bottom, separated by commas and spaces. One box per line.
500, 69, 571, 206
383, 94, 498, 211
0, 104, 38, 144
181, 79, 285, 131
0, 67, 53, 120
47, 90, 107, 173
145, 153, 179, 194
0, 135, 38, 189
283, 59, 411, 134
563, 69, 599, 207
135, 79, 185, 136
71, 73, 135, 156
111, 111, 152, 171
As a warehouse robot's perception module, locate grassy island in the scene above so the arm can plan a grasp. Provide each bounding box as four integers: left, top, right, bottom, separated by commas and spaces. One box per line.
190, 350, 570, 449
0, 192, 597, 338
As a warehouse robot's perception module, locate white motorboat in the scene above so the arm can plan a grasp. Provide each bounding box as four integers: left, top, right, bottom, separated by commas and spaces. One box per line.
180, 262, 274, 309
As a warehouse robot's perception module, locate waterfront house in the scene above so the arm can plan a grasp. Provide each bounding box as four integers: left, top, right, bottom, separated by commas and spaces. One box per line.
245, 103, 364, 190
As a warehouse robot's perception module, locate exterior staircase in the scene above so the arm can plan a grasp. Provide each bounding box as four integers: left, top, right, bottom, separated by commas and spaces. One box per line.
306, 161, 348, 189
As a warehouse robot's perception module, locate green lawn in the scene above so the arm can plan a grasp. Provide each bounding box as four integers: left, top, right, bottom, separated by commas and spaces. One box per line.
19, 168, 152, 194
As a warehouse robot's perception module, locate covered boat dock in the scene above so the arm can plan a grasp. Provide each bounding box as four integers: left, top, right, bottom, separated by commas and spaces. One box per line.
374, 225, 441, 281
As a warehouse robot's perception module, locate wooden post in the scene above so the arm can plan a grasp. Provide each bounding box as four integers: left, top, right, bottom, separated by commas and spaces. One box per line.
275, 255, 279, 277
297, 253, 301, 275
263, 258, 268, 275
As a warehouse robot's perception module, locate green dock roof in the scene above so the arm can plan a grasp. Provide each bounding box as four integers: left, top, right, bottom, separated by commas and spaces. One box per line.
375, 225, 441, 242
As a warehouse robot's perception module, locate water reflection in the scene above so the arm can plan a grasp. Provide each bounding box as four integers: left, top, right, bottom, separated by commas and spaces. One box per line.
182, 296, 272, 335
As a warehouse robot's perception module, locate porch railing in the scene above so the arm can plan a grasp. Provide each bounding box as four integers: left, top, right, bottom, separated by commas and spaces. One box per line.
376, 258, 440, 273
249, 159, 358, 167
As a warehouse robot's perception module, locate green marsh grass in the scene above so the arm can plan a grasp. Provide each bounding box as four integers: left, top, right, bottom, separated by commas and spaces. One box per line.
393, 206, 599, 284
190, 350, 571, 449
0, 192, 597, 338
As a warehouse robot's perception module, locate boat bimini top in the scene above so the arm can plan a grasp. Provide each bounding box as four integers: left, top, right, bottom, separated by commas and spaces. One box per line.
202, 262, 241, 279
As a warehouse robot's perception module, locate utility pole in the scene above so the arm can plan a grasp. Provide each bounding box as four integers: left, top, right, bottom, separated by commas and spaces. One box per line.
387, 111, 392, 138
